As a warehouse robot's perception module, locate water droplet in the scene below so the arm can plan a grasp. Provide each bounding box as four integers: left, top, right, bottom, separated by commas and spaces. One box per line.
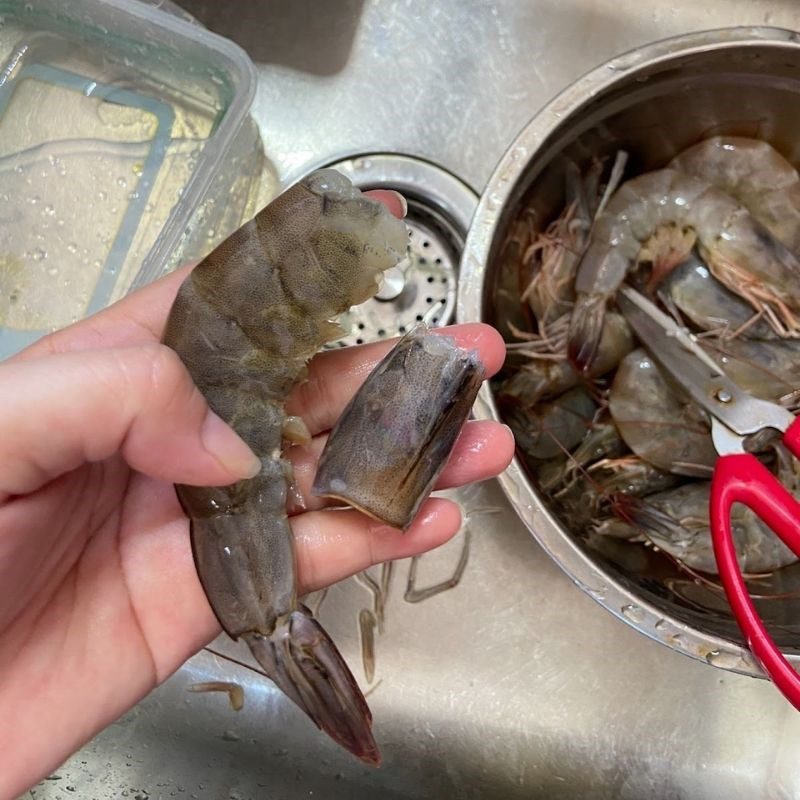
98, 190, 108, 202
30, 248, 46, 261
117, 176, 128, 188
47, 266, 58, 276
654, 618, 667, 631
67, 242, 78, 254
43, 203, 55, 216
705, 649, 742, 670
620, 604, 644, 624
487, 191, 503, 210
27, 195, 40, 205
221, 730, 240, 742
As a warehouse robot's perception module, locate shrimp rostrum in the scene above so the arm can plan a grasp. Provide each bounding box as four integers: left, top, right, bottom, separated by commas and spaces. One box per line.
163, 170, 408, 765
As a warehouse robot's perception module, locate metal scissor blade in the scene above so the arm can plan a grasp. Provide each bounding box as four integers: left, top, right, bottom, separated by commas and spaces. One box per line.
617, 286, 794, 437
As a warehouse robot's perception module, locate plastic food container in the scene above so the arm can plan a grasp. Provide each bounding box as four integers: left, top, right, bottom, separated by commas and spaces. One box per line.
0, 0, 265, 357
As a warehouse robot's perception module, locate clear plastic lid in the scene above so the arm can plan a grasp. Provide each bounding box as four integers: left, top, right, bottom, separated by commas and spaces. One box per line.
0, 0, 265, 356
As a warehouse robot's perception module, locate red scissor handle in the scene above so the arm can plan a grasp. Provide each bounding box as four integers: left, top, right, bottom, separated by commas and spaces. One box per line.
710, 416, 800, 706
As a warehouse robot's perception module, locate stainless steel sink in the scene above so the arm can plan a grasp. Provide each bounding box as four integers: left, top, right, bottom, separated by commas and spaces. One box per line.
29, 2, 800, 798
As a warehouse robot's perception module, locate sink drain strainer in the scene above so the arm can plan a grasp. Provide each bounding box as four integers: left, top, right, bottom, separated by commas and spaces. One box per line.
323, 154, 477, 346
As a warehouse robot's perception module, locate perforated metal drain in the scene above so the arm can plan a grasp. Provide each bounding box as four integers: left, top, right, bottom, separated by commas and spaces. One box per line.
322, 154, 477, 347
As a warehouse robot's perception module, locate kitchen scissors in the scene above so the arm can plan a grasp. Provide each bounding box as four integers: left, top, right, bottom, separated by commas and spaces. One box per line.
617, 285, 800, 706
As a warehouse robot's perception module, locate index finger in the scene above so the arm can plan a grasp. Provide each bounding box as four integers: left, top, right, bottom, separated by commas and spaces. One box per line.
286, 323, 506, 436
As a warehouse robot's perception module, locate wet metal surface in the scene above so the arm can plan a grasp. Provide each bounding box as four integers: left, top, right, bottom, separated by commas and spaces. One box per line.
31, 2, 800, 798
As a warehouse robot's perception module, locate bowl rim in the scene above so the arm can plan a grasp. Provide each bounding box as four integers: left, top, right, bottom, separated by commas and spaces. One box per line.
457, 25, 800, 678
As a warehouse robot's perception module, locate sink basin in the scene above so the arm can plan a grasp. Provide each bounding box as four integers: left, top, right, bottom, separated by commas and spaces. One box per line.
30, 2, 800, 798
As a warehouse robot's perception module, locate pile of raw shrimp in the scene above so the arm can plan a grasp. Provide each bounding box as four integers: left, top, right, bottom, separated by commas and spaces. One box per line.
495, 137, 800, 580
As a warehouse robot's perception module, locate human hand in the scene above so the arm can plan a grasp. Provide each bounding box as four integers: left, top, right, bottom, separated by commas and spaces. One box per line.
0, 194, 512, 799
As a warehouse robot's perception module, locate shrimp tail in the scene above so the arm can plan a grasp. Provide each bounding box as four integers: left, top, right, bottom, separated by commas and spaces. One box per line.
183, 472, 379, 765
568, 292, 606, 372
612, 493, 676, 538
243, 611, 380, 767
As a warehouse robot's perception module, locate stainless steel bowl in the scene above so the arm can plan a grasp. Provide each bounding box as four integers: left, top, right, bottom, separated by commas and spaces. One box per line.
458, 26, 800, 677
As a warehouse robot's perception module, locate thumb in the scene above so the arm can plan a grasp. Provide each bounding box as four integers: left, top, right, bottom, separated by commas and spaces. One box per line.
0, 343, 260, 500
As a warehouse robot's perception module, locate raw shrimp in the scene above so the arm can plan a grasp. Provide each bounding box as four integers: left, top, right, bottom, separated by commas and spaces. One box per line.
608, 349, 717, 476
553, 454, 680, 528
523, 161, 596, 325
499, 311, 633, 406
524, 152, 627, 329
537, 418, 626, 491
505, 385, 595, 462
617, 479, 799, 574
567, 169, 800, 371
567, 419, 626, 471
585, 455, 681, 498
163, 169, 408, 765
670, 136, 800, 252
660, 253, 776, 340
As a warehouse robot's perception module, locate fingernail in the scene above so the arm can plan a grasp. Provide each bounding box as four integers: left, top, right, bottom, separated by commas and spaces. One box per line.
387, 190, 408, 218
201, 411, 261, 478
502, 424, 516, 445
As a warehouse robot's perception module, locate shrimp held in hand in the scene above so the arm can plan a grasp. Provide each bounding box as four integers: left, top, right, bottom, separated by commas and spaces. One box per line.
163, 170, 408, 765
